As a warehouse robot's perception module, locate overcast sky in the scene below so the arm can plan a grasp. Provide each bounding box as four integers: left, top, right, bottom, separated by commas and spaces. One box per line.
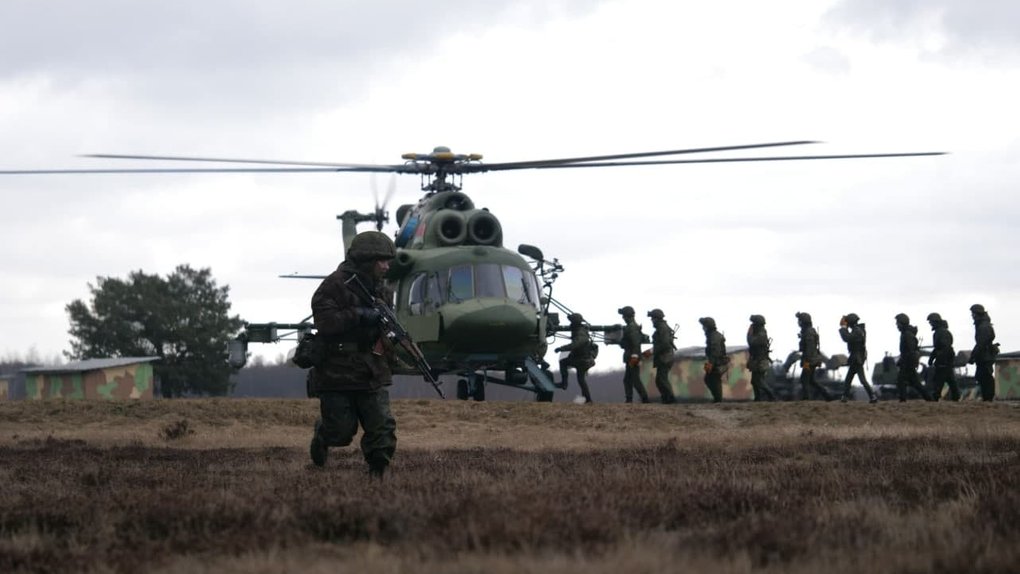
2, 0, 1017, 379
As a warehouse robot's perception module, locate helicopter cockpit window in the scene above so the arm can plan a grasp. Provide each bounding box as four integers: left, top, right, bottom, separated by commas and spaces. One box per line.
475, 263, 505, 298
501, 265, 538, 308
448, 265, 473, 302
524, 270, 541, 308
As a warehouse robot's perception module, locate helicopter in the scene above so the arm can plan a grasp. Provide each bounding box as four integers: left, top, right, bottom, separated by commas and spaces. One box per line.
1, 141, 945, 401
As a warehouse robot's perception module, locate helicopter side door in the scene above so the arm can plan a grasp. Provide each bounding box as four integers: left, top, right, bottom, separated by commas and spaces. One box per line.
400, 271, 443, 342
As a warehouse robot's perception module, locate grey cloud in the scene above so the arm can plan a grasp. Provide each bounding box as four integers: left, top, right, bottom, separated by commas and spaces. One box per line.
0, 0, 603, 115
825, 0, 1020, 61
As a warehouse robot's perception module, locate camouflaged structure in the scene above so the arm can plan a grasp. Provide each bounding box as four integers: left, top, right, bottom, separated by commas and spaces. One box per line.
994, 351, 1020, 400
21, 357, 158, 400
639, 346, 752, 401
0, 376, 9, 401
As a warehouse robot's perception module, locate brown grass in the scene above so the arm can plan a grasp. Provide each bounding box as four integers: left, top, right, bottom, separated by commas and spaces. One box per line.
1, 399, 1018, 573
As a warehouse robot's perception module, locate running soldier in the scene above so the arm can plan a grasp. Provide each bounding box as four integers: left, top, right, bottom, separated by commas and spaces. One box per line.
926, 312, 961, 401
618, 306, 650, 403
968, 304, 999, 401
894, 313, 934, 402
699, 317, 727, 403
649, 308, 677, 404
796, 312, 833, 401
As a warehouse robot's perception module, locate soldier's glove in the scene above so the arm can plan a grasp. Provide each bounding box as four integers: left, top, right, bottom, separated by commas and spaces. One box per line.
355, 307, 381, 326
801, 360, 810, 369
703, 362, 713, 373
840, 317, 848, 327
628, 354, 640, 367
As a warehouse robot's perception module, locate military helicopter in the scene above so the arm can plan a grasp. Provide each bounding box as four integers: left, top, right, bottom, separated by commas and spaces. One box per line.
1, 141, 945, 401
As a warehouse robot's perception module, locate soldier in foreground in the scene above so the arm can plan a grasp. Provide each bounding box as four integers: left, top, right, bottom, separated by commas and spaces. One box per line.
308, 231, 399, 477
649, 309, 677, 404
926, 312, 961, 401
839, 313, 877, 403
746, 315, 777, 401
618, 306, 650, 403
894, 313, 934, 402
699, 317, 727, 403
968, 304, 999, 401
555, 313, 596, 403
796, 312, 833, 401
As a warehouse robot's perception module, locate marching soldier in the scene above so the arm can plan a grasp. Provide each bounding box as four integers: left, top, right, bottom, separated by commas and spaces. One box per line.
746, 315, 777, 401
649, 309, 677, 404
894, 313, 934, 402
699, 317, 727, 403
968, 304, 999, 401
555, 313, 596, 403
839, 313, 877, 403
796, 312, 833, 401
618, 306, 650, 403
926, 312, 961, 401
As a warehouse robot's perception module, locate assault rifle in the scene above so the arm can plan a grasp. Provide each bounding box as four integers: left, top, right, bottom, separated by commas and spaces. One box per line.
344, 274, 445, 399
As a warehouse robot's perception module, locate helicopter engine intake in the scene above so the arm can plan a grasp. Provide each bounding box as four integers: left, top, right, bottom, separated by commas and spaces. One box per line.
466, 210, 503, 247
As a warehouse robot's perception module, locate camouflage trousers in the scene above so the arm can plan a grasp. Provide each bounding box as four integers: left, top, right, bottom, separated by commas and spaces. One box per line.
654, 362, 676, 404
314, 389, 397, 469
799, 366, 832, 401
704, 369, 724, 403
928, 366, 961, 401
622, 363, 649, 403
749, 369, 776, 401
842, 363, 875, 400
896, 365, 933, 401
975, 361, 995, 401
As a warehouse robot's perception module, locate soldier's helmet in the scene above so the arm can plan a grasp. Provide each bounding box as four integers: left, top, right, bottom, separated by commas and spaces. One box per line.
698, 316, 716, 330
347, 231, 396, 263
749, 314, 766, 325
567, 312, 584, 324
618, 306, 635, 317
895, 313, 910, 326
647, 308, 665, 320
844, 313, 860, 325
926, 312, 943, 324
796, 311, 813, 326
970, 303, 986, 314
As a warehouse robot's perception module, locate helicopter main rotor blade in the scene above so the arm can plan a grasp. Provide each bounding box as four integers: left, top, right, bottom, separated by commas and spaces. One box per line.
0, 166, 404, 175
82, 153, 402, 170
496, 151, 948, 170
467, 140, 820, 172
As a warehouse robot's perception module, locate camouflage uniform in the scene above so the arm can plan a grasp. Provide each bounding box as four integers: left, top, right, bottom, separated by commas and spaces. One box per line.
746, 315, 777, 401
968, 304, 998, 401
699, 317, 727, 403
839, 313, 877, 402
555, 313, 595, 403
619, 306, 649, 403
797, 312, 833, 401
650, 309, 677, 404
926, 313, 961, 401
309, 231, 398, 476
894, 313, 933, 402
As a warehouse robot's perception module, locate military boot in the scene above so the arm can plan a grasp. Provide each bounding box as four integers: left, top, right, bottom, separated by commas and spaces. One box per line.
368, 462, 387, 479
310, 432, 327, 467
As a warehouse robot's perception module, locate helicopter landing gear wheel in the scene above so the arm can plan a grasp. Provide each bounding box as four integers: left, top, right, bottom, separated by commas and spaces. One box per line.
456, 377, 486, 401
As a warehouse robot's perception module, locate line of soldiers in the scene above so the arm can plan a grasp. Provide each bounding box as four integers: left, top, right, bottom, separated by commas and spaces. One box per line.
569, 303, 1000, 404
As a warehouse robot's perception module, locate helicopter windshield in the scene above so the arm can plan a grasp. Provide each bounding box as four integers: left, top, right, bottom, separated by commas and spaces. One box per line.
404, 263, 540, 315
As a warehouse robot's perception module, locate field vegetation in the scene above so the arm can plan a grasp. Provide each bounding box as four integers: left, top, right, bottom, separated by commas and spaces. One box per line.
1, 399, 1018, 573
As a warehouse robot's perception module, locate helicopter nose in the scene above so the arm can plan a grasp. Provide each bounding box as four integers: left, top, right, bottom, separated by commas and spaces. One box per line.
442, 301, 538, 352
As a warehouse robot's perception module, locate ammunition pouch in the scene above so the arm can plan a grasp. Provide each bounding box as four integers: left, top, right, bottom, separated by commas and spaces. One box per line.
292, 332, 326, 369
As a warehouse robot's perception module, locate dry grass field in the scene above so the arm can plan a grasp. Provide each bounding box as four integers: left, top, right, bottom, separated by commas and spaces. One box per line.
1, 398, 1018, 573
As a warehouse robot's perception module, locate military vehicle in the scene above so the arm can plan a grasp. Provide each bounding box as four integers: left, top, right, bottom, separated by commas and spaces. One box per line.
1, 142, 944, 401
870, 349, 980, 400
